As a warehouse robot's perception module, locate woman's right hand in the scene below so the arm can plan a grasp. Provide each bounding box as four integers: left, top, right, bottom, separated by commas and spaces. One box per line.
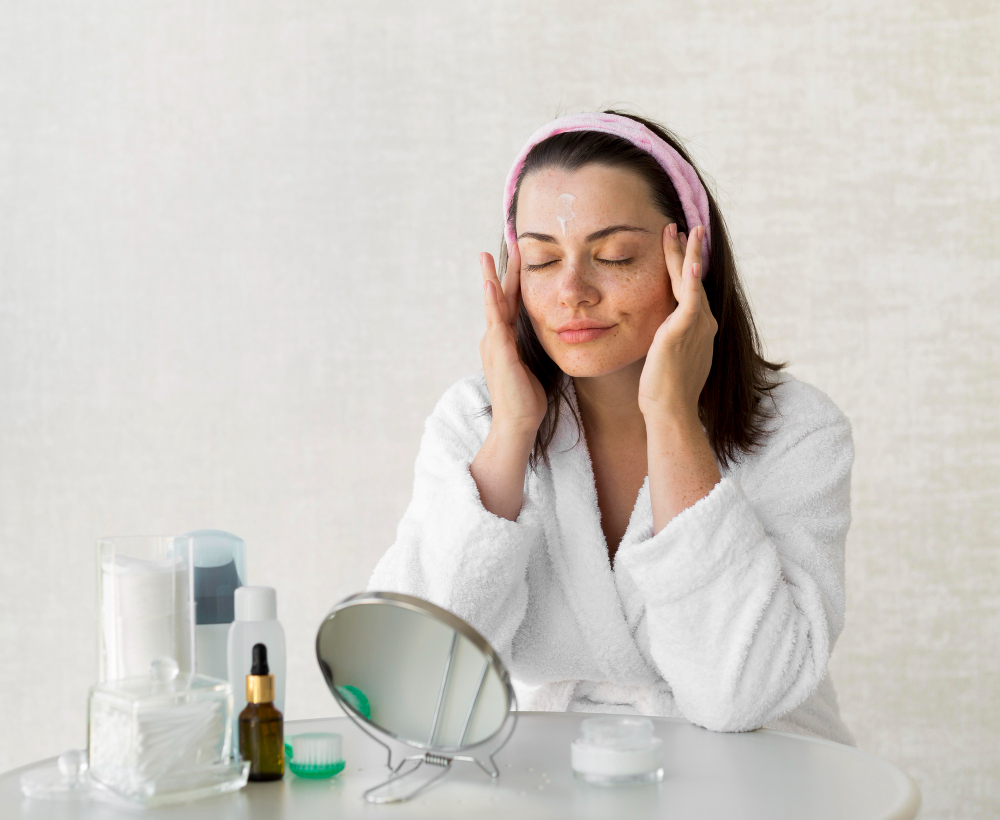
479, 243, 547, 438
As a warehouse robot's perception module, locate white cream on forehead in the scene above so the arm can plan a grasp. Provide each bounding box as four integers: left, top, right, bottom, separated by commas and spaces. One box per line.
555, 193, 576, 236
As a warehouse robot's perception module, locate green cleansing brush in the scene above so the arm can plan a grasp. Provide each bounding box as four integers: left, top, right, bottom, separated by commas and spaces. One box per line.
285, 733, 346, 779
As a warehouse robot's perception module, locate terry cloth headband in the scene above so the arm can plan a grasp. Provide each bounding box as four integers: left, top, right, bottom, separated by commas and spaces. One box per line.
502, 112, 712, 274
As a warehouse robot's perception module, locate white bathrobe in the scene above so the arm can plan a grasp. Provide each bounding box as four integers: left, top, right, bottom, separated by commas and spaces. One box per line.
368, 368, 857, 747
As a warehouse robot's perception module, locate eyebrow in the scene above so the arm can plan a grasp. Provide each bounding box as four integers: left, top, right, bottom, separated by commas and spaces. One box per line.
516, 224, 652, 244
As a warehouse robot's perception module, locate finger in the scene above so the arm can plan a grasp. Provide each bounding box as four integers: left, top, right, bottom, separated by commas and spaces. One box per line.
683, 225, 704, 277
677, 231, 690, 290
689, 262, 704, 302
504, 243, 523, 325
480, 252, 508, 324
682, 226, 713, 321
677, 226, 701, 304
675, 227, 706, 324
662, 224, 686, 304
483, 278, 506, 329
674, 266, 701, 327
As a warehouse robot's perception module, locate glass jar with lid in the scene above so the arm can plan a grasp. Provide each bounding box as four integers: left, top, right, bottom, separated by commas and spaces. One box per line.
87, 657, 248, 805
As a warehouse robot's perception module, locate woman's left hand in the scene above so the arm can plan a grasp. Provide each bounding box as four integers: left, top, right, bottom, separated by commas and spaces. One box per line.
637, 223, 718, 424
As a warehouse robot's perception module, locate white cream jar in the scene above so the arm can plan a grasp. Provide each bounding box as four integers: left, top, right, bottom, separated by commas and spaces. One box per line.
571, 716, 664, 786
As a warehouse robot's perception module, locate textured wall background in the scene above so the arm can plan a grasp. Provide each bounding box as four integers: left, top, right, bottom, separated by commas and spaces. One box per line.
1, 1, 997, 817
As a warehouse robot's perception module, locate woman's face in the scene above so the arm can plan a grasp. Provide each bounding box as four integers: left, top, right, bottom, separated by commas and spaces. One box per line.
514, 163, 677, 378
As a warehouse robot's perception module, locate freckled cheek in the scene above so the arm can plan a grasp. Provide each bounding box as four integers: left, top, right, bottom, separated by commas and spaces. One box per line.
605, 269, 672, 322
519, 277, 556, 323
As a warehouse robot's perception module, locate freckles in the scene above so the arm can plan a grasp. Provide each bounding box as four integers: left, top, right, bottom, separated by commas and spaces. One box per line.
519, 275, 545, 304
601, 268, 664, 305
519, 277, 558, 328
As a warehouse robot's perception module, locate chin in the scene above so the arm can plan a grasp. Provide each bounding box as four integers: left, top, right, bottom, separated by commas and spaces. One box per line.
547, 346, 644, 379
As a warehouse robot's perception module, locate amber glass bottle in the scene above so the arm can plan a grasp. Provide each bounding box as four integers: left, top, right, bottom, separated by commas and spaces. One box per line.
239, 643, 284, 781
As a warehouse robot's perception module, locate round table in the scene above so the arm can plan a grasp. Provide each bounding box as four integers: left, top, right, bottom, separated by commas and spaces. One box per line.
2, 712, 920, 819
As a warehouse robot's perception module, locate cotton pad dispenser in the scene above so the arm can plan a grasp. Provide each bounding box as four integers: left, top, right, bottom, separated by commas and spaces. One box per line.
97, 536, 197, 682
315, 591, 518, 803
82, 536, 248, 805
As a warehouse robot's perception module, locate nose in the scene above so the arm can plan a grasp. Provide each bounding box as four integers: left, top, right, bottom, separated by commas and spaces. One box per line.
556, 255, 600, 308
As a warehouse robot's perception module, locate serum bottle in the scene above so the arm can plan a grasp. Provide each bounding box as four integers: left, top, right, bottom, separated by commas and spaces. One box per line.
239, 643, 284, 781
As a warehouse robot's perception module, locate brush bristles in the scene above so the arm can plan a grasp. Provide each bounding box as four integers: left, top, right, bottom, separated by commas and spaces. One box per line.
288, 733, 342, 765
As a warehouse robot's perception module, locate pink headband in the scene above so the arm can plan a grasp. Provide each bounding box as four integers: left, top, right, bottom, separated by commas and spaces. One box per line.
502, 112, 712, 272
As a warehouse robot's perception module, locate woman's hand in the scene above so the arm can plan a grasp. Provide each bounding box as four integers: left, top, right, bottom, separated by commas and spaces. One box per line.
479, 244, 547, 437
637, 224, 719, 424
472, 245, 546, 521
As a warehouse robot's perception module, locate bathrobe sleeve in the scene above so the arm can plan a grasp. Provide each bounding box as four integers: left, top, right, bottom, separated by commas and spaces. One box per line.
367, 374, 544, 660
615, 382, 853, 734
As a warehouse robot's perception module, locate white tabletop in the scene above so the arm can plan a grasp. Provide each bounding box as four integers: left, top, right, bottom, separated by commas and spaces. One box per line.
3, 712, 920, 819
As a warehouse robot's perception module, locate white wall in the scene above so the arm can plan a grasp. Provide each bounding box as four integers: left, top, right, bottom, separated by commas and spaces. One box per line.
2, 2, 997, 817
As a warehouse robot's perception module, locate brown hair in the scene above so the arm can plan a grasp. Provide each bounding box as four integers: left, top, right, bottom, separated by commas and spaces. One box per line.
486, 109, 788, 473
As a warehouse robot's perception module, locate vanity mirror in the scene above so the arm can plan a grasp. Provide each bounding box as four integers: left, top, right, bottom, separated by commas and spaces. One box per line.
315, 591, 518, 803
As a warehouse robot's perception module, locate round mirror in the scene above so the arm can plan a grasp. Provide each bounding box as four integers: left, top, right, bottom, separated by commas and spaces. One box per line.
315, 592, 513, 753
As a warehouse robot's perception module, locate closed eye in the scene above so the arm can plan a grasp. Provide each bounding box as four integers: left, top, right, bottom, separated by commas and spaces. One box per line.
522, 258, 633, 271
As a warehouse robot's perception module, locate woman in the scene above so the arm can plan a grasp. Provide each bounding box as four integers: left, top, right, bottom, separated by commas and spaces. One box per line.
369, 110, 856, 746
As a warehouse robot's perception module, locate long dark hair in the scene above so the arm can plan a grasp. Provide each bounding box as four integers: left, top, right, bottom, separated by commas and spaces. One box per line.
487, 109, 788, 473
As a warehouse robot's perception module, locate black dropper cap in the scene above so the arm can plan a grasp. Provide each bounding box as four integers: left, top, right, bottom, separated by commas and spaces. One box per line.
251, 643, 270, 675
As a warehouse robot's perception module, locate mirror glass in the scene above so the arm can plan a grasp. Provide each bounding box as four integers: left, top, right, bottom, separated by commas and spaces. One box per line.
316, 593, 511, 751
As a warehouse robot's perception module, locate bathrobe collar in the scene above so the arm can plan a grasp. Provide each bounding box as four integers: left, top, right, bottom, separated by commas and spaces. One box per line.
538, 376, 658, 682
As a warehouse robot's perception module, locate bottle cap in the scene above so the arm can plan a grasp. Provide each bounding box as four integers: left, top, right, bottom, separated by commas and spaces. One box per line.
234, 586, 277, 622
246, 644, 276, 704
251, 643, 269, 675
246, 673, 276, 704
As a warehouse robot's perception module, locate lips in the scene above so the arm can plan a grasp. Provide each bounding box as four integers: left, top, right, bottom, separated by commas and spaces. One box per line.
554, 321, 615, 344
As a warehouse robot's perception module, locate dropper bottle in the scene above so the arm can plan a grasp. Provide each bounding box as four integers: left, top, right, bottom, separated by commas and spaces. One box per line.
239, 643, 284, 781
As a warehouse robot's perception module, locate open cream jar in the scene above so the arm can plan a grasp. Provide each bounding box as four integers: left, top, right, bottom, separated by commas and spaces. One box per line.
571, 716, 664, 786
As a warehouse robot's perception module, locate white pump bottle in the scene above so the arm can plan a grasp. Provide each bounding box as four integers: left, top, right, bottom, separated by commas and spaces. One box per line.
227, 586, 286, 739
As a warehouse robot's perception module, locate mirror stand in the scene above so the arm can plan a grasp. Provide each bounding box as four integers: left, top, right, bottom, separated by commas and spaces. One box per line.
340, 694, 519, 804
316, 592, 522, 805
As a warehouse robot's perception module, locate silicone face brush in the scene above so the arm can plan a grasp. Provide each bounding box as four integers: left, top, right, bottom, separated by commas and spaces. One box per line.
336, 684, 371, 720
284, 733, 346, 779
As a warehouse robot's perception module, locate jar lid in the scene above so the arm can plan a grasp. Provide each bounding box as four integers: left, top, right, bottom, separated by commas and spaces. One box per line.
20, 750, 93, 801
91, 657, 230, 707
579, 716, 655, 750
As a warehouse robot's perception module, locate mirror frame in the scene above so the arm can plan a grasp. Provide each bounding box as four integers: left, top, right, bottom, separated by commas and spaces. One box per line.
315, 591, 519, 802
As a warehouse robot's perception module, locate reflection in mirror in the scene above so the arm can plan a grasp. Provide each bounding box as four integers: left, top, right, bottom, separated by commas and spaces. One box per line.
315, 592, 517, 802
318, 598, 508, 748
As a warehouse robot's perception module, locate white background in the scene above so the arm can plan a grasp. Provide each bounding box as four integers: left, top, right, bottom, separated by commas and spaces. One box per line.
2, 2, 997, 817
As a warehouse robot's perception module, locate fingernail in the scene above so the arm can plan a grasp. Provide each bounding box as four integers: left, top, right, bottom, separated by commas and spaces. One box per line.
669, 223, 678, 238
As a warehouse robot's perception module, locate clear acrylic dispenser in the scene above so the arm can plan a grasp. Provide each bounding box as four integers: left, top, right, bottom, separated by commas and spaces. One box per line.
97, 536, 197, 682
87, 657, 249, 805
